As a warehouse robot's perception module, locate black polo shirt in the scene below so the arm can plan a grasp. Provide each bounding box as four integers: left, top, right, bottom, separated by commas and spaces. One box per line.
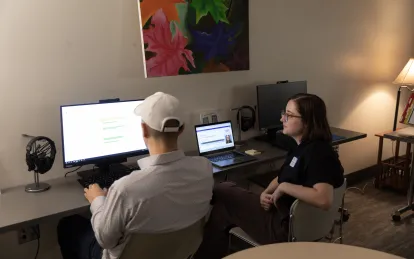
277, 139, 344, 210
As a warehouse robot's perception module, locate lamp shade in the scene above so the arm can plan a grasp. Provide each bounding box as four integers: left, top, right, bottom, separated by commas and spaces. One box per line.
394, 58, 414, 85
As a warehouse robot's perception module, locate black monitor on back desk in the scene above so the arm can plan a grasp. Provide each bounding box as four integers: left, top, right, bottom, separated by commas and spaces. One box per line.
257, 81, 308, 131
256, 81, 307, 150
255, 81, 346, 150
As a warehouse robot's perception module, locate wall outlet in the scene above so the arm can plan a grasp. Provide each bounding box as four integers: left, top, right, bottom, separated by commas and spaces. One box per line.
18, 225, 39, 244
199, 110, 220, 124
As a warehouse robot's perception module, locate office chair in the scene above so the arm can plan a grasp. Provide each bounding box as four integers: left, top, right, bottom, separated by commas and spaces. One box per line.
229, 179, 347, 252
119, 218, 204, 259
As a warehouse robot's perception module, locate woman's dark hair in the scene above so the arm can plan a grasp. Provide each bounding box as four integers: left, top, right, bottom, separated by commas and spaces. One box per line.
288, 93, 332, 143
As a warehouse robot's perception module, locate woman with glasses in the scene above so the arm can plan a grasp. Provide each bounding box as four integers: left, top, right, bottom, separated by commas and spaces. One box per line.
195, 93, 344, 259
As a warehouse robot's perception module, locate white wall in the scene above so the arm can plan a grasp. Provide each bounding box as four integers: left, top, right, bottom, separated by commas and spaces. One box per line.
0, 0, 413, 258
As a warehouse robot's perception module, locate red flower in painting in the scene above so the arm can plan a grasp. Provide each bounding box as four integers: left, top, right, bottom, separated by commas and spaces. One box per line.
143, 9, 195, 77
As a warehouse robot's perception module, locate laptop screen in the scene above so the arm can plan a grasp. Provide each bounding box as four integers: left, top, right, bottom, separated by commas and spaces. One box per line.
195, 121, 235, 154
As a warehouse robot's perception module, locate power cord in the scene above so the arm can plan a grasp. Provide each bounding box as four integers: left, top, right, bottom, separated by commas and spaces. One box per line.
64, 166, 83, 177
348, 136, 398, 195
33, 226, 40, 259
346, 178, 375, 195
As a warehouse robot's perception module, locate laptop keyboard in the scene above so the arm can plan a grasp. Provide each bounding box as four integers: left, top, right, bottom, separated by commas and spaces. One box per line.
209, 153, 238, 162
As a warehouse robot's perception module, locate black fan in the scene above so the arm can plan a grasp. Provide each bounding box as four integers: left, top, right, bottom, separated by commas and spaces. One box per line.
25, 136, 56, 193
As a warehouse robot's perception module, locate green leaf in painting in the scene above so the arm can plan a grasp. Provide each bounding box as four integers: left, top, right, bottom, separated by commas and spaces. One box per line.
170, 3, 190, 39
190, 0, 229, 24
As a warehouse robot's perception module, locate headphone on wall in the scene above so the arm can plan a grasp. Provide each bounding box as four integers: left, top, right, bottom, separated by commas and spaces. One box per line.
25, 136, 57, 174
237, 106, 256, 132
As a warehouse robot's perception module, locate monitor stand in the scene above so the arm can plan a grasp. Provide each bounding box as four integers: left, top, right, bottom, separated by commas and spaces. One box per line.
77, 160, 129, 179
255, 128, 297, 151
255, 128, 280, 142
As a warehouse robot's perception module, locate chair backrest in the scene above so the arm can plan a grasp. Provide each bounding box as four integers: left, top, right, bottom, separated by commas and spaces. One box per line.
119, 218, 205, 259
288, 179, 347, 242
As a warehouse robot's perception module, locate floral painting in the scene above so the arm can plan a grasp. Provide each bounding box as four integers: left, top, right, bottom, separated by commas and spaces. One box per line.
138, 0, 250, 78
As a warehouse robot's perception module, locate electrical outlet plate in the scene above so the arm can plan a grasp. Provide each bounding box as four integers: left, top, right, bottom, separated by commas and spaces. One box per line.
199, 110, 220, 124
18, 225, 39, 244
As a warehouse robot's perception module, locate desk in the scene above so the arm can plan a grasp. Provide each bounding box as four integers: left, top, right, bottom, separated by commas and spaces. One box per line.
224, 242, 402, 259
383, 127, 414, 221
0, 176, 87, 234
0, 139, 287, 234
211, 140, 286, 177
331, 127, 367, 146
0, 140, 286, 234
214, 127, 367, 171
0, 127, 366, 233
200, 127, 366, 180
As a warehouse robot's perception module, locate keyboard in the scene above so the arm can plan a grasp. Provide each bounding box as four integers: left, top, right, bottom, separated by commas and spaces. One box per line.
78, 164, 140, 189
209, 152, 238, 162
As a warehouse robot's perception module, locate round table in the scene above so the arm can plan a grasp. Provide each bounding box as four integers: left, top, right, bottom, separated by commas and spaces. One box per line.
224, 242, 403, 259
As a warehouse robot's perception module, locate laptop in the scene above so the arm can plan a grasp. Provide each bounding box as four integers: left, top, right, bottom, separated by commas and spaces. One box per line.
195, 121, 257, 168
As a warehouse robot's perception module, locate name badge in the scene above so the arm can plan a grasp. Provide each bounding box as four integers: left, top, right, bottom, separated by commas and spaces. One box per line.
290, 157, 298, 168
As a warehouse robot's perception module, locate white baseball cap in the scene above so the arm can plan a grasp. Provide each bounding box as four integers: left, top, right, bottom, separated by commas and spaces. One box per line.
134, 92, 184, 132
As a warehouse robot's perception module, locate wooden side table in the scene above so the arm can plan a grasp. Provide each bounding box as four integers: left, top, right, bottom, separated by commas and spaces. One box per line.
375, 129, 411, 192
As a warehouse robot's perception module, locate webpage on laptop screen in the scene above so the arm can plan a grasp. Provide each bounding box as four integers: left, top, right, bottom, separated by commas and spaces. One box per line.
196, 122, 234, 154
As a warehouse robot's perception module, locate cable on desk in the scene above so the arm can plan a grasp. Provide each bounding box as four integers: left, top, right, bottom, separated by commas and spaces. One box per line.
33, 227, 40, 259
65, 166, 83, 178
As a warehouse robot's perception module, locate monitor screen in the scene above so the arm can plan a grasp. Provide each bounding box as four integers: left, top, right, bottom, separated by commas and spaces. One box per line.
195, 121, 234, 154
257, 81, 307, 130
60, 100, 148, 168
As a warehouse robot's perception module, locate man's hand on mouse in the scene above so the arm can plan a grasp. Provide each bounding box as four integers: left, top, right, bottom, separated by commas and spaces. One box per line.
84, 184, 108, 204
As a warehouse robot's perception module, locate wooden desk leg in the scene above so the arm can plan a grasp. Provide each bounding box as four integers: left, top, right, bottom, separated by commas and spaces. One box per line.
405, 143, 411, 191
377, 137, 384, 164
394, 141, 400, 162
392, 144, 414, 222
393, 141, 400, 189
375, 137, 384, 188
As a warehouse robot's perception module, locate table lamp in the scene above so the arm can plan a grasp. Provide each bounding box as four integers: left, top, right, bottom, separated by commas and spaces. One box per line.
393, 58, 414, 131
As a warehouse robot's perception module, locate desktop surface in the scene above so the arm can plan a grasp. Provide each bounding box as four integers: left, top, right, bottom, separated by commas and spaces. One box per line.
332, 134, 346, 142
330, 127, 367, 145
0, 140, 286, 233
0, 127, 367, 233
0, 176, 88, 234
384, 127, 414, 143
255, 127, 366, 150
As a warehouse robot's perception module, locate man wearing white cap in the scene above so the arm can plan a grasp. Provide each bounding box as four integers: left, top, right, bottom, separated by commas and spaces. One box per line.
58, 92, 214, 259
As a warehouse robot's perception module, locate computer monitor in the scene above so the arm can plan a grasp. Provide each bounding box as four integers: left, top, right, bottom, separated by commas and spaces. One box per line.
257, 81, 307, 130
60, 100, 148, 170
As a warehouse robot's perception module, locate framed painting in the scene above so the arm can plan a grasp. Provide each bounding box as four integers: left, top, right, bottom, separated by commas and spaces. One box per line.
138, 0, 250, 78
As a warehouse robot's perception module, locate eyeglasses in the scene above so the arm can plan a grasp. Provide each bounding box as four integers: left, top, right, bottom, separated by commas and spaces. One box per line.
281, 110, 301, 122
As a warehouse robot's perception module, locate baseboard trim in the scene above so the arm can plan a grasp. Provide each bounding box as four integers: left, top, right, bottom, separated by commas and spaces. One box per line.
345, 163, 379, 186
